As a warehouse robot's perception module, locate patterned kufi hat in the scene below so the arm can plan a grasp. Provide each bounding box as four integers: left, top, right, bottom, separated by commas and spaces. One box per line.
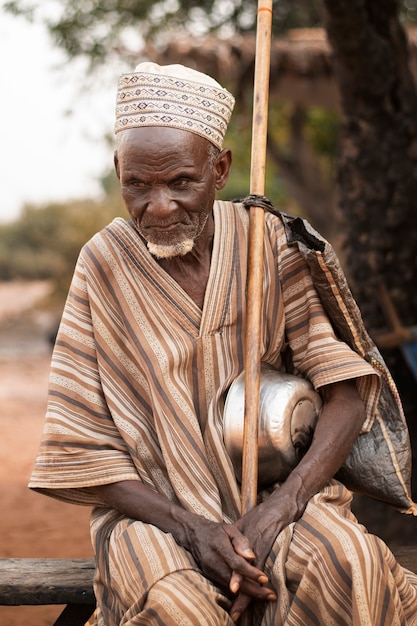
115, 62, 235, 149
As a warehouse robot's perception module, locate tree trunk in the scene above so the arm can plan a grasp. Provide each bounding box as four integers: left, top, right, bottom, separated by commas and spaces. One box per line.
322, 0, 417, 332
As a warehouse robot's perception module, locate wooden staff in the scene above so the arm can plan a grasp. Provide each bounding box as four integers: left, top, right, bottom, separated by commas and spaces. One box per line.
241, 0, 273, 516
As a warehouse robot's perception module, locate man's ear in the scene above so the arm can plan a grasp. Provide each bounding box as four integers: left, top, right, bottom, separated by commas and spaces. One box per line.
215, 148, 232, 190
114, 150, 120, 180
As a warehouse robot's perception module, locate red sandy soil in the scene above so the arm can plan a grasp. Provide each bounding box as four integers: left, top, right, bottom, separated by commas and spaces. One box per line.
0, 282, 93, 625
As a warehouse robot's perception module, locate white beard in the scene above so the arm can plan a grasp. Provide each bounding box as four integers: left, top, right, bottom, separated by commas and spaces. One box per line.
147, 238, 194, 259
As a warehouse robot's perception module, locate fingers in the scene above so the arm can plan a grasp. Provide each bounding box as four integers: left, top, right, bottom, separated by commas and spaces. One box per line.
239, 578, 277, 602
229, 571, 242, 594
230, 587, 277, 623
227, 551, 268, 588
229, 570, 269, 595
224, 524, 255, 560
229, 566, 268, 594
223, 524, 269, 587
230, 592, 251, 623
230, 569, 276, 602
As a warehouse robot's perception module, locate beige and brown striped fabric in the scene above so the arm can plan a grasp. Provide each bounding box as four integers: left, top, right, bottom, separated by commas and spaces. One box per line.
29, 201, 396, 623
259, 481, 417, 626
29, 202, 379, 508
89, 482, 417, 625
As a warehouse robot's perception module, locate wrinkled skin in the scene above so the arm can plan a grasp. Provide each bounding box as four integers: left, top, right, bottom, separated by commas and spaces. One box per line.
90, 127, 367, 622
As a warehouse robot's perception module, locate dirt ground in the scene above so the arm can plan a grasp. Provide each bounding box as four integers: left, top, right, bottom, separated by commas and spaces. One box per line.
0, 282, 93, 625
0, 281, 416, 626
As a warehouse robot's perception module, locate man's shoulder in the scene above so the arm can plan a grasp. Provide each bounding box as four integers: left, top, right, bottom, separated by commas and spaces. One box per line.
78, 218, 136, 267
213, 199, 250, 228
98, 216, 132, 237
215, 198, 285, 226
83, 217, 132, 247
222, 196, 328, 253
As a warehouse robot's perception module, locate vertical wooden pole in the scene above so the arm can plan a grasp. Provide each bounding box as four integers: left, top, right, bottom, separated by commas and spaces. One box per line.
241, 0, 273, 516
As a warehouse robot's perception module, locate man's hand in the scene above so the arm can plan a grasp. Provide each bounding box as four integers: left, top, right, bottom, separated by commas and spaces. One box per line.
89, 480, 277, 605
182, 516, 277, 603
227, 484, 303, 622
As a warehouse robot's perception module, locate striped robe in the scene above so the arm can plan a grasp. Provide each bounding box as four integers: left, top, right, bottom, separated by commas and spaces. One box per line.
30, 202, 417, 625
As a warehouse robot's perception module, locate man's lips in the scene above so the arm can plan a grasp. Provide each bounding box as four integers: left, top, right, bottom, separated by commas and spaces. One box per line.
141, 220, 190, 232
147, 223, 181, 232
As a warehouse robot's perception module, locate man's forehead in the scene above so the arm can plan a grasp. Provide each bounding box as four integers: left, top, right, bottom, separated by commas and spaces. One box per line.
116, 125, 208, 150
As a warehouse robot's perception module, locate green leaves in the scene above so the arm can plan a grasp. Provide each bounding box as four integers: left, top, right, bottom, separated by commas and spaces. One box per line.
3, 0, 323, 69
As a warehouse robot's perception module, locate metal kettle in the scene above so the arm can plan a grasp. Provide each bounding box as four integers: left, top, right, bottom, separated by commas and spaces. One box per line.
223, 363, 322, 487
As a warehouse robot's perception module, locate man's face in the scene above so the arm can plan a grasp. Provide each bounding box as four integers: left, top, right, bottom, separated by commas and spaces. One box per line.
115, 127, 230, 258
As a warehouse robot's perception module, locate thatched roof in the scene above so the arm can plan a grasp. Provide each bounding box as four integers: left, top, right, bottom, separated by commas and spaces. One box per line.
145, 27, 417, 110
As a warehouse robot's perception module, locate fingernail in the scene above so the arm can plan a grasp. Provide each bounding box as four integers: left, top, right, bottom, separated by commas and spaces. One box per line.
258, 574, 268, 584
230, 581, 240, 593
231, 612, 241, 623
244, 548, 255, 558
267, 593, 277, 601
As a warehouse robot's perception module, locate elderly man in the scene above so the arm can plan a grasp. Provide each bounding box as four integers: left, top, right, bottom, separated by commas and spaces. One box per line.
30, 63, 417, 625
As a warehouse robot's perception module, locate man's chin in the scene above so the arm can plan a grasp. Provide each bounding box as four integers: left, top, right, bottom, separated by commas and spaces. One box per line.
147, 239, 194, 259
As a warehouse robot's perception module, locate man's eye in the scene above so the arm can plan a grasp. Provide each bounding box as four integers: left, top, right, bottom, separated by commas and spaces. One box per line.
172, 178, 189, 188
129, 180, 147, 188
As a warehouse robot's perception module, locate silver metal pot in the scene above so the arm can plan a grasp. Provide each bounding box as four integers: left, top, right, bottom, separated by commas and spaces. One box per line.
223, 363, 322, 486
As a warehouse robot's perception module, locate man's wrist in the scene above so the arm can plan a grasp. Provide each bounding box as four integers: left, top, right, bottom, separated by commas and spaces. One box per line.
169, 504, 204, 552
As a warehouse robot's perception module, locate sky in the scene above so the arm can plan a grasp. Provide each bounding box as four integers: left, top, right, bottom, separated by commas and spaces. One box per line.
0, 6, 121, 223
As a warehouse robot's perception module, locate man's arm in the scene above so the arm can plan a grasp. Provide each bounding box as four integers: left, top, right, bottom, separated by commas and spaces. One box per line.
279, 378, 365, 512
229, 378, 366, 621
237, 378, 365, 560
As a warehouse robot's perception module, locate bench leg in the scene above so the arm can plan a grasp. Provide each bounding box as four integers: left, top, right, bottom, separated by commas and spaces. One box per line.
52, 603, 96, 626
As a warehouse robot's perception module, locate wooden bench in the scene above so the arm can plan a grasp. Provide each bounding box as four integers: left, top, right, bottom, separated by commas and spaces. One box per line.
0, 558, 96, 626
1, 549, 417, 624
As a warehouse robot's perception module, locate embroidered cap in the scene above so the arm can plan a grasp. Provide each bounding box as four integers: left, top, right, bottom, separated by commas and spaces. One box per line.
115, 62, 235, 149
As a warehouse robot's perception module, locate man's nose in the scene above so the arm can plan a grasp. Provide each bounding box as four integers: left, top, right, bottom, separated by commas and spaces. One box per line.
146, 186, 177, 218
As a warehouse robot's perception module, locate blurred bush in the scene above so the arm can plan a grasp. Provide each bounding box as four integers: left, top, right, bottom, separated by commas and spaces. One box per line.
0, 172, 125, 298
